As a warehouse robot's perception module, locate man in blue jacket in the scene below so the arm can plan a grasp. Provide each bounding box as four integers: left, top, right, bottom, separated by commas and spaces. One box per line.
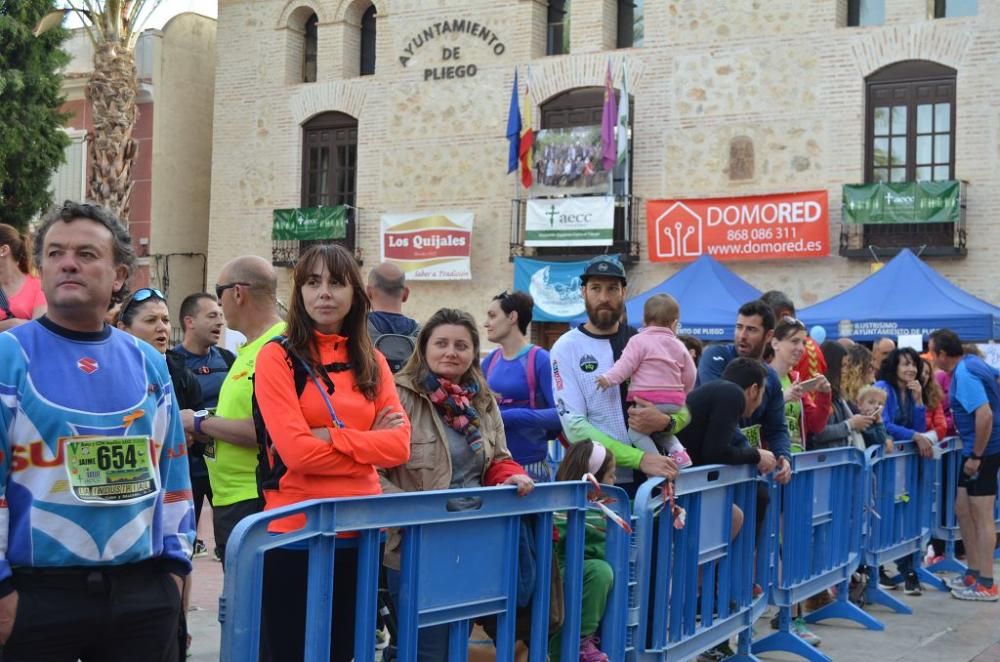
697, 299, 792, 484
929, 329, 1000, 602
0, 202, 194, 660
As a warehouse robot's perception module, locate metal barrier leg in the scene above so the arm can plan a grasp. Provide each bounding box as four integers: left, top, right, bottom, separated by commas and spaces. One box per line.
447, 620, 470, 662
802, 580, 883, 631
728, 628, 762, 662
751, 607, 831, 662
863, 566, 913, 615
925, 539, 966, 576
916, 566, 949, 592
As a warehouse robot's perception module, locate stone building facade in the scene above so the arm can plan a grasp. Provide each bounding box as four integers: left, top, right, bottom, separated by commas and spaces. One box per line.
207, 0, 999, 342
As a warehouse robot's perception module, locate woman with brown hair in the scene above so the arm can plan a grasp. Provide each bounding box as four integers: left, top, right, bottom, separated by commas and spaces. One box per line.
381, 307, 533, 660
841, 344, 876, 408
253, 243, 411, 662
0, 223, 46, 330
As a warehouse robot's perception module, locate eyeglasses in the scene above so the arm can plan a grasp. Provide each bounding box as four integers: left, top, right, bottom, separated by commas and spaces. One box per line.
120, 287, 165, 321
215, 282, 250, 299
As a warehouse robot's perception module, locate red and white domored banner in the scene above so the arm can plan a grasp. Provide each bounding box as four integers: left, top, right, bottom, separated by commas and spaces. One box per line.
646, 190, 829, 262
380, 211, 473, 280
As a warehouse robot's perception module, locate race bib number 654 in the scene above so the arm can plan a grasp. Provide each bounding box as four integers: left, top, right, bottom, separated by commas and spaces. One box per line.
65, 436, 158, 504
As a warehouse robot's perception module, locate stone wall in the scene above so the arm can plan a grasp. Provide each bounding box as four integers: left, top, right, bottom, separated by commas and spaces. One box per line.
208, 0, 1000, 329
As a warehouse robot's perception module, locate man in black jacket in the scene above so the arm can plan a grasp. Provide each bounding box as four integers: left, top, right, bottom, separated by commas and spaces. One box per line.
679, 358, 777, 472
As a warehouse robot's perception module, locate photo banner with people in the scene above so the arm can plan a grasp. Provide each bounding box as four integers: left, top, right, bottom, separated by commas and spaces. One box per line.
531, 126, 611, 197
380, 210, 473, 280
525, 196, 615, 246
513, 256, 597, 322
646, 190, 829, 262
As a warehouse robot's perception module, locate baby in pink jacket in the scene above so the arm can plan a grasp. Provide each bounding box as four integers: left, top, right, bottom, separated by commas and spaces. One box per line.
596, 294, 695, 467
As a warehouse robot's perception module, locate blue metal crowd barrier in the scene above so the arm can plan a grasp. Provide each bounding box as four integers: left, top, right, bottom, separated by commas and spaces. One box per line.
219, 482, 630, 662
632, 464, 769, 662
751, 447, 874, 662
925, 437, 966, 586
862, 440, 935, 614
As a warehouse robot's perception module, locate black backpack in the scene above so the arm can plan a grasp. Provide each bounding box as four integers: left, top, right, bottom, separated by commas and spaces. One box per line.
368, 319, 419, 374
251, 337, 350, 496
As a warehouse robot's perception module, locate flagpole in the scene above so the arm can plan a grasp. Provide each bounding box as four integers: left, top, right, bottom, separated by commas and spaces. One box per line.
619, 60, 631, 252
514, 66, 522, 251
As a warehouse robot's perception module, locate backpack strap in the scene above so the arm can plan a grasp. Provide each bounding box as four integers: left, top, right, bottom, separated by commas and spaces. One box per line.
483, 349, 502, 380
0, 287, 14, 321
271, 336, 344, 428
526, 345, 539, 410
219, 347, 237, 369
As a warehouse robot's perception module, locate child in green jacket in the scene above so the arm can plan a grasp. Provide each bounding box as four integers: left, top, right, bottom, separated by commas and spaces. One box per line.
551, 441, 617, 662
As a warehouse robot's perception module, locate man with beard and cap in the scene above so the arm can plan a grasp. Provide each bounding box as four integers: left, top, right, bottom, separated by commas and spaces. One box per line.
697, 299, 792, 484
549, 256, 681, 494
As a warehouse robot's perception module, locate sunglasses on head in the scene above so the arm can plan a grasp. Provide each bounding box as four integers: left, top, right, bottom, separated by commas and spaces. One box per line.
782, 315, 806, 329
215, 281, 250, 299
121, 288, 165, 320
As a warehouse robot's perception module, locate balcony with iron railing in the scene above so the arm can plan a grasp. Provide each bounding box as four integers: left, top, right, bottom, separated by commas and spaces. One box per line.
271, 205, 361, 267
839, 180, 967, 259
508, 195, 641, 264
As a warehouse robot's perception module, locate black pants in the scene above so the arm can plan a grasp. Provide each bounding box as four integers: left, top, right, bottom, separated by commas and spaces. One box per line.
191, 472, 212, 530
261, 545, 372, 662
213, 497, 262, 569
3, 562, 181, 662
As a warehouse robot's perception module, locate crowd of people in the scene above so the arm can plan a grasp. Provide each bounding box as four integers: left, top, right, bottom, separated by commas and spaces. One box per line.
0, 202, 997, 662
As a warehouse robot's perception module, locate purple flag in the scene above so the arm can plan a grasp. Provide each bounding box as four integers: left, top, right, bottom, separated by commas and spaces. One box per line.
600, 62, 618, 172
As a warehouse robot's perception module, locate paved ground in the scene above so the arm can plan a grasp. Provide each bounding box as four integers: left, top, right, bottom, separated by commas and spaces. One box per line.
188, 507, 1000, 661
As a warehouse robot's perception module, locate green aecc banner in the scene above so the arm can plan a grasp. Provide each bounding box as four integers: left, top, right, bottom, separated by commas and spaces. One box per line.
272, 206, 348, 240
842, 181, 960, 224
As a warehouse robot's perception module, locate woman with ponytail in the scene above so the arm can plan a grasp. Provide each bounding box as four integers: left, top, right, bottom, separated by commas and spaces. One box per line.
0, 223, 46, 330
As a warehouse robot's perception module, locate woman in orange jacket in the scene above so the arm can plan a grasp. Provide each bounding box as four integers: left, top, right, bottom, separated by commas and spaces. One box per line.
253, 243, 411, 662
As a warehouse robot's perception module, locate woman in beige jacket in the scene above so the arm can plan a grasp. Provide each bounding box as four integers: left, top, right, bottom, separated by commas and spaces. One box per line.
380, 307, 533, 661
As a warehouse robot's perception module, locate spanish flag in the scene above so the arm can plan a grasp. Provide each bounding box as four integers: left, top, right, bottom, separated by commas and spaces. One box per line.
519, 76, 534, 188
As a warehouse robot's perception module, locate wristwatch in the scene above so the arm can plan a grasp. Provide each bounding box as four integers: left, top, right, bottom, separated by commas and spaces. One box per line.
193, 409, 211, 436
970, 452, 984, 461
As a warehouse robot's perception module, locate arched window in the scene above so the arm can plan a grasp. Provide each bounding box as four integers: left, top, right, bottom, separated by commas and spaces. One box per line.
360, 5, 376, 76
303, 13, 318, 82
865, 60, 956, 183
540, 87, 633, 196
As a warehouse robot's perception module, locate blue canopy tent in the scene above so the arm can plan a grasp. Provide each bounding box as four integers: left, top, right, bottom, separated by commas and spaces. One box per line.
574, 255, 761, 340
800, 249, 1000, 341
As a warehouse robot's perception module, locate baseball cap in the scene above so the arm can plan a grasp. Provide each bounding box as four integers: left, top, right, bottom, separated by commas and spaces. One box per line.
581, 255, 626, 283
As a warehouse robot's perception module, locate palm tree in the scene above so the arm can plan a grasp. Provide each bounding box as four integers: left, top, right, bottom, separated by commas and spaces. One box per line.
35, 0, 162, 223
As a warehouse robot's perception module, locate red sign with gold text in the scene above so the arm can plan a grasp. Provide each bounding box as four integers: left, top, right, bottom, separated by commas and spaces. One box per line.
646, 190, 829, 262
380, 211, 474, 280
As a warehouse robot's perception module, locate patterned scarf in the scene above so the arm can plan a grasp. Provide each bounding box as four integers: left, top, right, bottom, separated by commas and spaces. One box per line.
422, 373, 483, 452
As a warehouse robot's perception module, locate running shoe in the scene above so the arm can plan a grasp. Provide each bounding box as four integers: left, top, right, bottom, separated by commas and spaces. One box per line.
192, 539, 208, 558
949, 573, 975, 590
792, 618, 821, 647
579, 634, 609, 662
951, 582, 999, 602
697, 642, 735, 661
878, 567, 897, 590
903, 571, 922, 596
669, 448, 693, 469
